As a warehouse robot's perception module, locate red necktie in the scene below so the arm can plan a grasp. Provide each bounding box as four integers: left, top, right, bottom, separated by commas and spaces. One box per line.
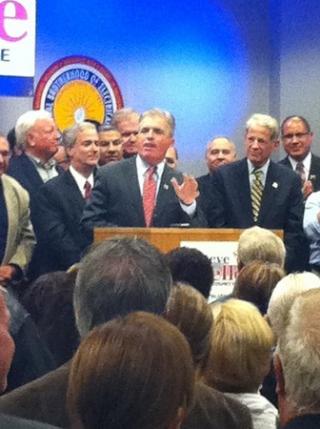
143, 167, 157, 227
84, 181, 92, 200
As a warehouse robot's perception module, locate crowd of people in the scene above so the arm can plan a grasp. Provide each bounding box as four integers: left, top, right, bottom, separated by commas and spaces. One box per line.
0, 107, 320, 428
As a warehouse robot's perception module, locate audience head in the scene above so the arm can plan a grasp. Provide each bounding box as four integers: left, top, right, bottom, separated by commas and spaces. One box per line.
165, 283, 213, 373
237, 226, 286, 270
203, 299, 274, 393
97, 125, 122, 166
245, 113, 279, 168
0, 135, 10, 176
22, 271, 79, 366
111, 107, 140, 158
74, 237, 172, 337
0, 289, 15, 393
67, 311, 194, 429
275, 289, 320, 425
206, 136, 236, 173
165, 145, 178, 169
280, 115, 313, 162
233, 260, 285, 315
62, 122, 99, 176
165, 247, 213, 298
15, 110, 59, 162
267, 271, 320, 339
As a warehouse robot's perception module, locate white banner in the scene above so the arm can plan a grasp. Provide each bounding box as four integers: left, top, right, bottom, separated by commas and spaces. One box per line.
0, 0, 35, 77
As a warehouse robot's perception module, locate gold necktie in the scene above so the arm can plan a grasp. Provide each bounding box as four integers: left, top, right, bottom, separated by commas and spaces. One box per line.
251, 170, 263, 222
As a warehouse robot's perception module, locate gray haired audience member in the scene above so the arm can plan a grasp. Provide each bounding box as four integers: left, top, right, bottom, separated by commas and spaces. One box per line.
237, 226, 286, 270
274, 289, 320, 428
267, 271, 320, 338
165, 284, 254, 429
165, 247, 213, 299
0, 237, 172, 427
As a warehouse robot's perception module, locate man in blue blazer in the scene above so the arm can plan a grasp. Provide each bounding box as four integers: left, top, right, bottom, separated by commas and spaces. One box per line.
81, 108, 206, 237
209, 113, 307, 273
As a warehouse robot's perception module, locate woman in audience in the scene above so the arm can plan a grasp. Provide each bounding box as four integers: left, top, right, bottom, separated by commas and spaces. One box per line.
165, 283, 253, 429
232, 260, 285, 314
202, 299, 278, 429
67, 311, 194, 429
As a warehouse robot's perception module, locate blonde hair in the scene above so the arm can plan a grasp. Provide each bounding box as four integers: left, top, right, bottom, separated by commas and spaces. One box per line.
203, 299, 274, 393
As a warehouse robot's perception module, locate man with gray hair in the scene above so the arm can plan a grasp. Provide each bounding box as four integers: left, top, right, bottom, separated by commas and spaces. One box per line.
0, 236, 173, 426
274, 288, 320, 428
208, 113, 306, 273
35, 122, 99, 272
82, 108, 205, 236
7, 110, 61, 279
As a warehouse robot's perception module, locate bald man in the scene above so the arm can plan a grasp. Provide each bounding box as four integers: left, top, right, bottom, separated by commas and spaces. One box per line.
197, 136, 236, 219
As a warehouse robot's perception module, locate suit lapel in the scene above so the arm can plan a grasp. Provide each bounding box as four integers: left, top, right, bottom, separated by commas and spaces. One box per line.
258, 161, 279, 223
155, 165, 175, 216
235, 160, 254, 222
64, 170, 85, 211
125, 158, 145, 223
2, 175, 18, 264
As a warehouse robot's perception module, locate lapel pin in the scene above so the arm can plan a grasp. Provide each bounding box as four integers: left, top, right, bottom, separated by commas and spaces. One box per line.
163, 184, 169, 190
272, 182, 278, 189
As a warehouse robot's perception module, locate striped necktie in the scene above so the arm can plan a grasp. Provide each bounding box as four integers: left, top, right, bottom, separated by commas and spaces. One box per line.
251, 169, 263, 222
143, 166, 157, 227
295, 161, 306, 184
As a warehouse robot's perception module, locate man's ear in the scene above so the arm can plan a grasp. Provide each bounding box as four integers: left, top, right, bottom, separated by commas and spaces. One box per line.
274, 353, 285, 395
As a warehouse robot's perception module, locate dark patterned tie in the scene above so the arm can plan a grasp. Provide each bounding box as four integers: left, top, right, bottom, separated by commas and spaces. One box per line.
251, 170, 263, 223
295, 162, 306, 184
84, 181, 92, 200
143, 166, 157, 227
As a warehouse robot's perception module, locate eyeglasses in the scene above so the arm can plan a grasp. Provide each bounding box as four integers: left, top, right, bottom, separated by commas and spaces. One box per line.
283, 132, 309, 141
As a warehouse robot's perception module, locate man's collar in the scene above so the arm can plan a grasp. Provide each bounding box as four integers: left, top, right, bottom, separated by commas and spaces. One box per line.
247, 158, 270, 174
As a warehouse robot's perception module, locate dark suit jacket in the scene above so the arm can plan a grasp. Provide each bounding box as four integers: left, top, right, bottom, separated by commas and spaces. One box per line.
279, 153, 320, 191
0, 414, 60, 429
7, 154, 62, 278
0, 364, 69, 428
81, 157, 206, 236
36, 170, 88, 271
208, 158, 307, 272
197, 173, 215, 219
0, 366, 252, 429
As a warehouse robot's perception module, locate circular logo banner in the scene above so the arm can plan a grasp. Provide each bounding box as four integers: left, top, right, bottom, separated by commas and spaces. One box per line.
33, 55, 124, 132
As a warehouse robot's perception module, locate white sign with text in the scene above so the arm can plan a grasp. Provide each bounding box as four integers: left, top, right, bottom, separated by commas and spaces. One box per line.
0, 0, 35, 76
180, 241, 238, 302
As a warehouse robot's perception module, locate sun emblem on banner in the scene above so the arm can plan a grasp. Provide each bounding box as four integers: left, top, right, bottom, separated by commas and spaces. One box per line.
33, 56, 124, 132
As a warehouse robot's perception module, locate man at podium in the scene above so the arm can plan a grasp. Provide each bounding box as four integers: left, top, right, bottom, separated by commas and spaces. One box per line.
81, 108, 206, 239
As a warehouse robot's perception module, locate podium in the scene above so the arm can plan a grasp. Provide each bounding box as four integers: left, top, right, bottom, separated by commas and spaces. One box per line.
94, 227, 283, 253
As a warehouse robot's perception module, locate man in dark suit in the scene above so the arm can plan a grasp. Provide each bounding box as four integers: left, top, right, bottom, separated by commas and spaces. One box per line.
81, 108, 205, 236
7, 110, 61, 279
208, 113, 306, 273
36, 122, 99, 272
279, 115, 320, 199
